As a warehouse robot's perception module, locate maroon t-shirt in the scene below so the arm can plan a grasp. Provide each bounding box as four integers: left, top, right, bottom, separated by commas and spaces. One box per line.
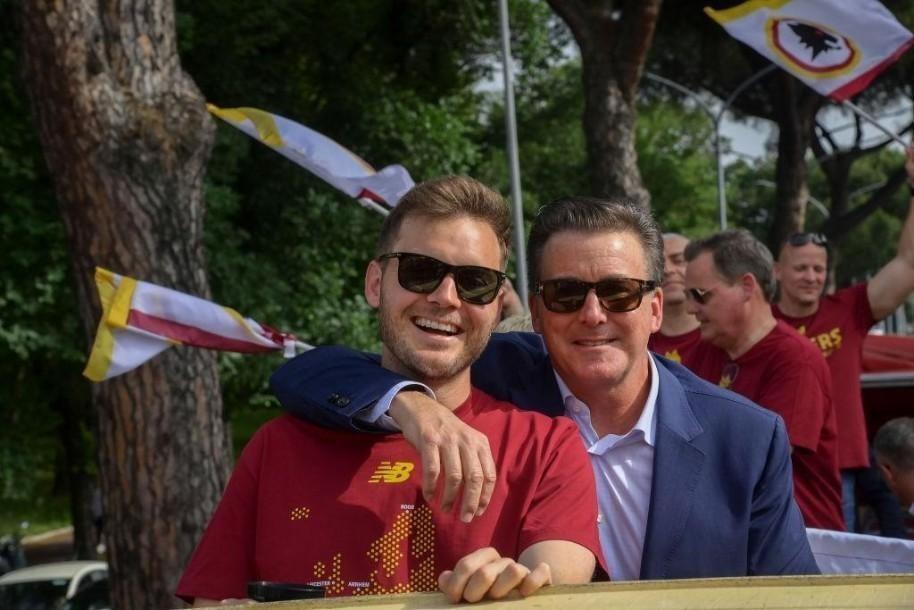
649, 327, 702, 364
687, 322, 844, 531
773, 283, 875, 470
176, 389, 602, 602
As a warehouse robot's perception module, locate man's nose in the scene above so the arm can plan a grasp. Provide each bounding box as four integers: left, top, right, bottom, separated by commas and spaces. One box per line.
427, 274, 461, 307
577, 289, 607, 326
685, 292, 701, 315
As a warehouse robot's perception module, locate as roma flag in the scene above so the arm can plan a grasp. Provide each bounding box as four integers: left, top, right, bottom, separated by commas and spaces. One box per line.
706, 0, 914, 101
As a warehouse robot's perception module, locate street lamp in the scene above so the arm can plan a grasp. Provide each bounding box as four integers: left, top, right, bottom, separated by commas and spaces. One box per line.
497, 0, 528, 306
645, 64, 777, 230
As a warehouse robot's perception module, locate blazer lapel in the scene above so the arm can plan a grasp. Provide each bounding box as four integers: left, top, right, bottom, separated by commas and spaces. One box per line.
640, 361, 705, 579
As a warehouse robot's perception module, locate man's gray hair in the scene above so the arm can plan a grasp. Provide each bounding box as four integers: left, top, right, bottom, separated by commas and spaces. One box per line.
684, 229, 777, 302
874, 417, 914, 472
526, 197, 664, 294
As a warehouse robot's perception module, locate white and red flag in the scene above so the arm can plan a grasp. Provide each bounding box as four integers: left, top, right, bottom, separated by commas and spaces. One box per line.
208, 104, 415, 208
706, 0, 914, 101
84, 267, 306, 381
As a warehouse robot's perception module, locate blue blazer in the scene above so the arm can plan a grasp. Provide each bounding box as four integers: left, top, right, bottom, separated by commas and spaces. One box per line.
271, 332, 819, 579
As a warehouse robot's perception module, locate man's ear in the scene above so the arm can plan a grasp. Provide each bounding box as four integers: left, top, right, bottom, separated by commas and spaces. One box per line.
878, 459, 898, 490
364, 260, 382, 308
529, 293, 544, 334
741, 273, 759, 300
650, 284, 663, 333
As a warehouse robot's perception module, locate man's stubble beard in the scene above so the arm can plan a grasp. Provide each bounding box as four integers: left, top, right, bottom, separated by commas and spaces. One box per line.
377, 296, 495, 383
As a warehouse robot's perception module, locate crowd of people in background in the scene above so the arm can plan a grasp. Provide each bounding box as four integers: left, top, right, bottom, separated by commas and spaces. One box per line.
177, 149, 914, 606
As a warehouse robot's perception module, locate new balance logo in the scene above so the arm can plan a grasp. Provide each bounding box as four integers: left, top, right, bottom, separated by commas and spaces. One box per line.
369, 461, 414, 484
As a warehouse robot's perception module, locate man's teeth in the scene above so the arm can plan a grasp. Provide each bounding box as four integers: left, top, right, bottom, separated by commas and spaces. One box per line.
415, 318, 459, 334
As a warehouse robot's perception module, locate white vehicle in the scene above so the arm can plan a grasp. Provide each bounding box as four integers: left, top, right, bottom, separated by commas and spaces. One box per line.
0, 561, 107, 610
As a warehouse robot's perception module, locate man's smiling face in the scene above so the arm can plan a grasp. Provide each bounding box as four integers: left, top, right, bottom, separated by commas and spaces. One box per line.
530, 229, 661, 399
365, 214, 504, 384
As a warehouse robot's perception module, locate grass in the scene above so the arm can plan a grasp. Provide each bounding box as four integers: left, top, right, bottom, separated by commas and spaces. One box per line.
0, 496, 70, 539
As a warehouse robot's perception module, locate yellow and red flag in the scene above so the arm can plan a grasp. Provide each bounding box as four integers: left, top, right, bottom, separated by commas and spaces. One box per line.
84, 268, 304, 381
706, 0, 914, 101
208, 104, 415, 207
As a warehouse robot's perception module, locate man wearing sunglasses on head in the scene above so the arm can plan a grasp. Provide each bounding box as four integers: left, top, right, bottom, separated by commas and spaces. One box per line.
272, 197, 818, 580
176, 177, 601, 606
772, 146, 914, 532
682, 230, 843, 531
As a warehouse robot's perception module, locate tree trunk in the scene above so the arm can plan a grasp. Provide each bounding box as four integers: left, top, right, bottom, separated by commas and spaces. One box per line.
548, 0, 662, 208
767, 74, 821, 251
20, 2, 231, 608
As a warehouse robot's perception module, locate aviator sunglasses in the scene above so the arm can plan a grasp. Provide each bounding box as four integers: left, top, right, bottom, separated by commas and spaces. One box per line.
535, 277, 657, 313
377, 252, 506, 305
787, 232, 828, 247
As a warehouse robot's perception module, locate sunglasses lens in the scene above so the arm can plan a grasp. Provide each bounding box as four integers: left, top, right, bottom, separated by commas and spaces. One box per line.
454, 267, 501, 305
596, 279, 644, 313
540, 280, 588, 313
397, 254, 447, 293
686, 288, 705, 305
391, 253, 503, 305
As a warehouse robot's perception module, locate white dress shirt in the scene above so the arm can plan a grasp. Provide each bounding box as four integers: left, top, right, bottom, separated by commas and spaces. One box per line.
556, 354, 659, 581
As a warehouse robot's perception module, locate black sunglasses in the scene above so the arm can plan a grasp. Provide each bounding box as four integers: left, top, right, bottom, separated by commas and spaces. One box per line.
787, 232, 827, 247
377, 252, 506, 305
685, 286, 719, 305
535, 277, 657, 314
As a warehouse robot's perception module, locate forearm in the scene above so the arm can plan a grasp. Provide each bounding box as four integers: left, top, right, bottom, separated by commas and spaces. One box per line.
518, 541, 595, 584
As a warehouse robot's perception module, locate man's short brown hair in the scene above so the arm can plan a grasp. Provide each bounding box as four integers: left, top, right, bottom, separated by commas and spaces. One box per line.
376, 176, 511, 266
685, 229, 777, 302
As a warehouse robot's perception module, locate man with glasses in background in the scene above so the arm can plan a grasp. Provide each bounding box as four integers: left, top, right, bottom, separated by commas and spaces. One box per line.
176, 176, 601, 605
272, 197, 819, 580
773, 147, 914, 531
682, 229, 843, 531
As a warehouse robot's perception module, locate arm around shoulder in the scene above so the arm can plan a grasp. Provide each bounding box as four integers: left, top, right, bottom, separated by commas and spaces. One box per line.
270, 345, 412, 431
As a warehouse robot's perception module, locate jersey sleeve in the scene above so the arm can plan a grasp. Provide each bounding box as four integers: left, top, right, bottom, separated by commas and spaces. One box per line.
849, 283, 877, 329
175, 431, 263, 603
517, 417, 604, 569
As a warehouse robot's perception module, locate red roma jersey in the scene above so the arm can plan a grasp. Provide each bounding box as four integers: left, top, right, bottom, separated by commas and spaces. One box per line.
649, 327, 702, 364
686, 322, 844, 531
176, 388, 602, 602
774, 283, 875, 469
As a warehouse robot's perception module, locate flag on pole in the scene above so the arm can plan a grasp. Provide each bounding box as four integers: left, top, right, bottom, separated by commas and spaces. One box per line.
208, 104, 415, 207
706, 0, 914, 101
84, 268, 304, 381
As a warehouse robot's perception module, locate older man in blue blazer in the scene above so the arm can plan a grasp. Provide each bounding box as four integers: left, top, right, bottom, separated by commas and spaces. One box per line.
272, 197, 818, 580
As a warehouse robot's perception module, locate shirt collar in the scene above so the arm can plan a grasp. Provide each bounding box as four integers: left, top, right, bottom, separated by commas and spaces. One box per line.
554, 353, 659, 446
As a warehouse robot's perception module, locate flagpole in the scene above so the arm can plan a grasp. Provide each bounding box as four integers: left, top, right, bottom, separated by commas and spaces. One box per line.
357, 197, 390, 217
498, 0, 529, 308
842, 100, 908, 146
645, 64, 776, 230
